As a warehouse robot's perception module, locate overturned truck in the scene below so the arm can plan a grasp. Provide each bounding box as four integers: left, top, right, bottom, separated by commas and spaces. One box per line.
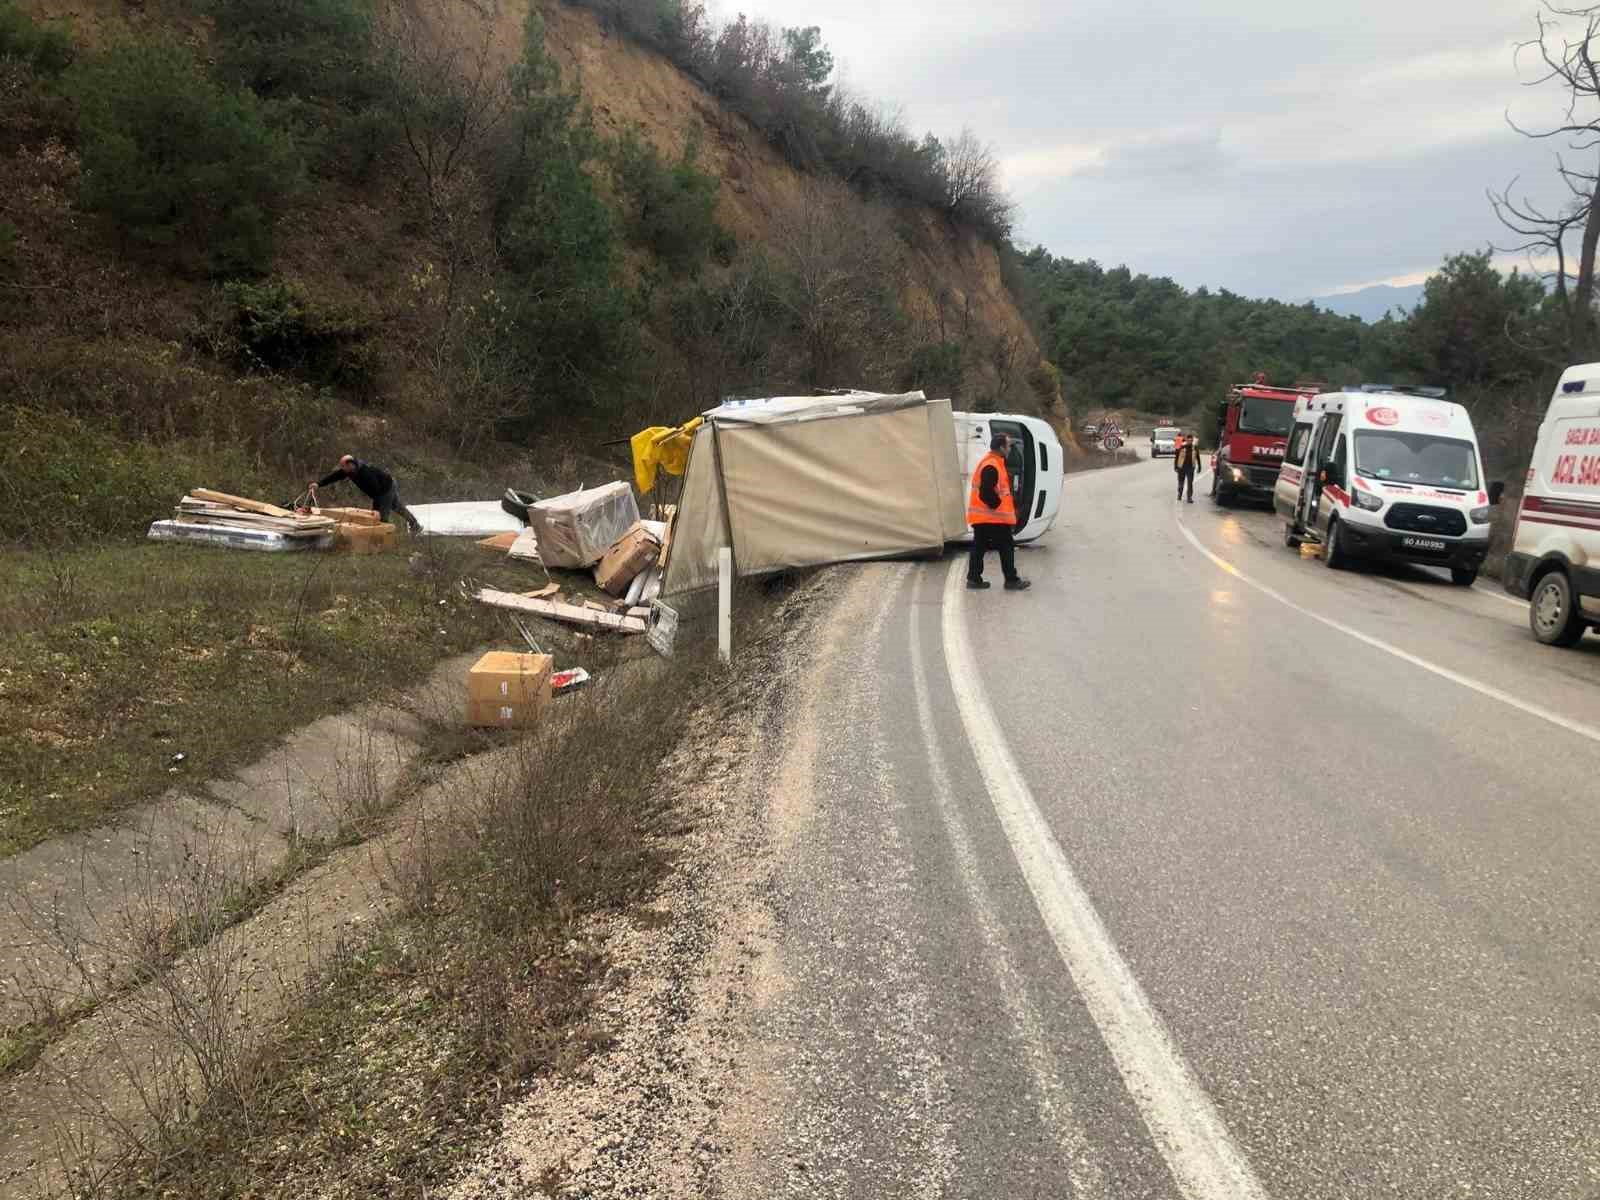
662, 391, 973, 596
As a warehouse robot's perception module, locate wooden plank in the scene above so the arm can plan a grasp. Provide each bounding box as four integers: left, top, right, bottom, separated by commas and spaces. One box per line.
475, 588, 647, 634
174, 513, 335, 534
477, 532, 520, 551
656, 506, 677, 570
189, 489, 295, 519
521, 584, 560, 600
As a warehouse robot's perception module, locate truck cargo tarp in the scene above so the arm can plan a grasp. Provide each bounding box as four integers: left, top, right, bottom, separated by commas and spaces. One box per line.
662, 391, 968, 596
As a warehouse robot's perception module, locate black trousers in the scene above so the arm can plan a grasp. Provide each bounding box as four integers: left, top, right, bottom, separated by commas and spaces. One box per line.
968, 523, 1018, 582
374, 486, 422, 533
1176, 466, 1195, 500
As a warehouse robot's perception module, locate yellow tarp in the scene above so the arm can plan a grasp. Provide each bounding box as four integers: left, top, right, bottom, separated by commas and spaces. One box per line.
631, 418, 702, 493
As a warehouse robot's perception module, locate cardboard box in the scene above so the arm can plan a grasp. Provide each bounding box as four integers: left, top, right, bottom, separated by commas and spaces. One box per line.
594, 523, 662, 596
465, 651, 553, 730
529, 481, 641, 568
315, 507, 384, 526
333, 522, 395, 554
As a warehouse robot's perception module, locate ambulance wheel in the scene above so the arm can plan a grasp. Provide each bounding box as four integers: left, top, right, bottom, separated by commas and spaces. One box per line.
1530, 568, 1587, 647
1449, 567, 1478, 587
1283, 523, 1301, 549
1323, 518, 1348, 569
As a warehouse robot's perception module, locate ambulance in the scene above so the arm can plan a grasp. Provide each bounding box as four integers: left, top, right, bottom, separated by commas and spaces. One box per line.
1274, 387, 1500, 585
1501, 362, 1600, 646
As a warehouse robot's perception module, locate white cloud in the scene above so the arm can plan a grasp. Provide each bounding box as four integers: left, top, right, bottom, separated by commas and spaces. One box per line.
717, 0, 1585, 297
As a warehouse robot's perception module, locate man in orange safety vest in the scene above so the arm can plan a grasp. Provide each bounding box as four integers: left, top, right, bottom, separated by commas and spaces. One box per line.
966, 432, 1031, 591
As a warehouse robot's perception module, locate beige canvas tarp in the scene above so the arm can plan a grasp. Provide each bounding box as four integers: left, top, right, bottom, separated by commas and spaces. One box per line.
662, 391, 968, 596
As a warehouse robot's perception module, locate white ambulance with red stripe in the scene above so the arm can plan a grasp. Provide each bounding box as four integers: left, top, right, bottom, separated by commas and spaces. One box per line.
1502, 363, 1600, 646
1275, 387, 1499, 585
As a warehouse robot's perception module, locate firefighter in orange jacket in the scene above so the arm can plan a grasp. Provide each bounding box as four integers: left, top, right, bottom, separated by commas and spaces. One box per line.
967, 432, 1032, 591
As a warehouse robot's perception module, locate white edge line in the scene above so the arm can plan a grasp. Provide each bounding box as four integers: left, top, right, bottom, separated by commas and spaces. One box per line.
1474, 584, 1527, 610
1175, 515, 1600, 747
939, 559, 1270, 1200
908, 595, 1107, 1198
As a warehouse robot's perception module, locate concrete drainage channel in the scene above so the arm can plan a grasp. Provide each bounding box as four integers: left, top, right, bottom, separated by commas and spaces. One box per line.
0, 653, 482, 1198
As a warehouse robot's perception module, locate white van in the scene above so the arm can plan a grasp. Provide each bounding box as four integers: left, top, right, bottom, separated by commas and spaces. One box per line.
1275, 388, 1498, 585
953, 412, 1064, 542
1502, 362, 1600, 646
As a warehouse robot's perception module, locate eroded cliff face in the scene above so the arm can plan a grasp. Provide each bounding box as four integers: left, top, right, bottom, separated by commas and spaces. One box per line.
536, 1, 1041, 371
9, 0, 1051, 421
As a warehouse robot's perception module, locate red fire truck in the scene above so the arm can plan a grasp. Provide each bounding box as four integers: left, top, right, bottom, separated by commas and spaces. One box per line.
1209, 375, 1319, 505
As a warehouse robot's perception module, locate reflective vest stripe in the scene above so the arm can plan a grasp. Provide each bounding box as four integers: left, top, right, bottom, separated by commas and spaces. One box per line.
968, 451, 1016, 526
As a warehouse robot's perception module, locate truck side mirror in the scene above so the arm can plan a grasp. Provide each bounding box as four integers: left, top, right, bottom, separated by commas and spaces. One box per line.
1488, 481, 1506, 505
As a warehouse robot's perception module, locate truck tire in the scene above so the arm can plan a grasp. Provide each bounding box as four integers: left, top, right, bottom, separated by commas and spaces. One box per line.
1323, 517, 1348, 570
1449, 567, 1478, 587
1530, 568, 1587, 647
1284, 522, 1301, 549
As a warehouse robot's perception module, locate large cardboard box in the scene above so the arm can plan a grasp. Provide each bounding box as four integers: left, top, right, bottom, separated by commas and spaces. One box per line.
594, 523, 662, 596
465, 651, 553, 730
333, 522, 395, 554
529, 481, 641, 569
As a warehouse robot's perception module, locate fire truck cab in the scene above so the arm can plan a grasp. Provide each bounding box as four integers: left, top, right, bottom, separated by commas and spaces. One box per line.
1209, 379, 1309, 505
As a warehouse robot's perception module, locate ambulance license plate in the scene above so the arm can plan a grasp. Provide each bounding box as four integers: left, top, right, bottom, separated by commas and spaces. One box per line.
1401, 535, 1447, 553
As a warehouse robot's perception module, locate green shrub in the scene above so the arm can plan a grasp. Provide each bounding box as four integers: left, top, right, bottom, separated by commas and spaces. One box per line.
66, 37, 302, 272
224, 276, 381, 396
609, 124, 721, 275
0, 407, 276, 542
208, 0, 376, 103
0, 1, 74, 76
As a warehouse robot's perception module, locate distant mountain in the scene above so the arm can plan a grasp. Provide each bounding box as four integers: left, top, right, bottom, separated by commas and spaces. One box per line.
1306, 283, 1425, 323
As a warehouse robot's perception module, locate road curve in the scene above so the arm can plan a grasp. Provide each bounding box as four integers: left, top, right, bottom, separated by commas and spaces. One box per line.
714, 455, 1600, 1200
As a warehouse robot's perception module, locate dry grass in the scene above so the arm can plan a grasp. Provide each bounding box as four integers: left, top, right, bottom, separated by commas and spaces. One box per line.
0, 538, 513, 857
75, 575, 802, 1200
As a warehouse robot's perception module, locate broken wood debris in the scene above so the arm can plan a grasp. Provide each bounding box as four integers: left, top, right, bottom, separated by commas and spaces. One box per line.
174, 491, 335, 536
475, 588, 648, 634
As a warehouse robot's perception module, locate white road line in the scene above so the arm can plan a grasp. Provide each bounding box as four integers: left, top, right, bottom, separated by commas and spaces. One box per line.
1176, 516, 1600, 747
908, 597, 1108, 1198
939, 560, 1270, 1200
1474, 584, 1527, 610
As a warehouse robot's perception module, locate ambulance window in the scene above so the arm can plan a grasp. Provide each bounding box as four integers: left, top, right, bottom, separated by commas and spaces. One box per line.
1314, 414, 1343, 465
1328, 436, 1348, 485
1039, 442, 1048, 472
1286, 423, 1313, 466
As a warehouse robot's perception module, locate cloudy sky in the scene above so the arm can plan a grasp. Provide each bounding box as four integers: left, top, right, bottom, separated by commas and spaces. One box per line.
714, 0, 1594, 301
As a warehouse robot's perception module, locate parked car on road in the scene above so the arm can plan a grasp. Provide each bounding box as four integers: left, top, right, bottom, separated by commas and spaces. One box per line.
1502, 362, 1600, 646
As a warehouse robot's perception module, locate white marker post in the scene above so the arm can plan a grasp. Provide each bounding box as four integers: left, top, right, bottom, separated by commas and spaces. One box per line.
717, 546, 732, 665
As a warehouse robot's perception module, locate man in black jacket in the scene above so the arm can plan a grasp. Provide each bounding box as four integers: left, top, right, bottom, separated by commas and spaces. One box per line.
310, 455, 422, 533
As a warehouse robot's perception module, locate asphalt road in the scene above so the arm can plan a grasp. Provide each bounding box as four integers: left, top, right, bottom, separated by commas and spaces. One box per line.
718, 454, 1600, 1200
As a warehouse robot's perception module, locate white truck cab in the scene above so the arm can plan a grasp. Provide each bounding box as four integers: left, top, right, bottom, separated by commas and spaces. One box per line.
953, 411, 1064, 543
1275, 387, 1498, 585
1501, 362, 1600, 646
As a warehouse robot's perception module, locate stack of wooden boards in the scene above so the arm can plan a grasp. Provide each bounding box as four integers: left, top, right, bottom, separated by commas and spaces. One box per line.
474, 509, 674, 636
149, 489, 337, 552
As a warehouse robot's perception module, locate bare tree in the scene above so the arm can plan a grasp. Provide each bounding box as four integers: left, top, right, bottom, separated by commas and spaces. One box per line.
941, 128, 1015, 239
1498, 3, 1600, 357
769, 181, 908, 387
